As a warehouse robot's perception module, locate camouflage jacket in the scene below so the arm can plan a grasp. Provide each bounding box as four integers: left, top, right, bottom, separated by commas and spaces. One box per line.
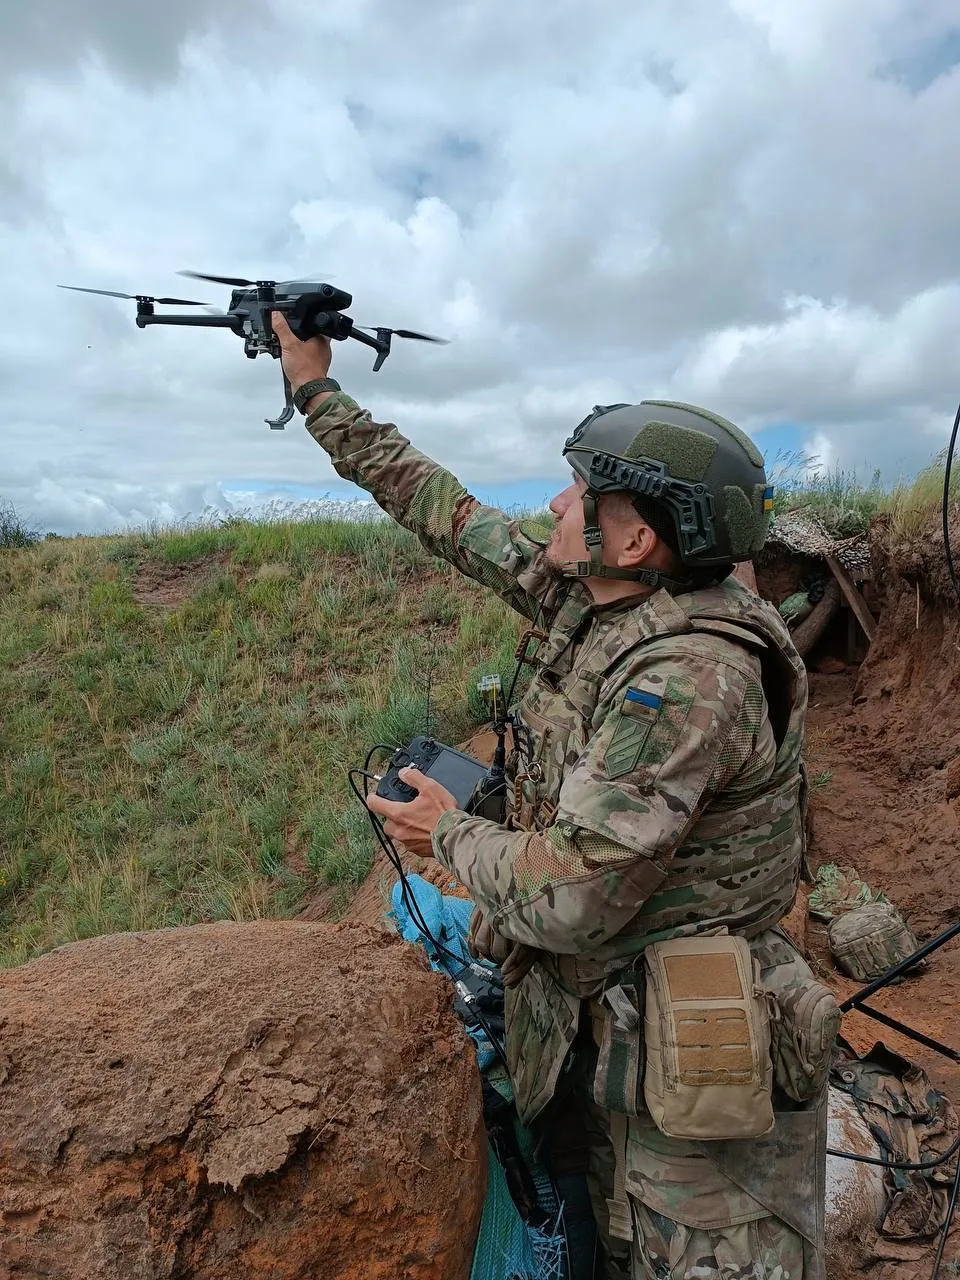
305, 392, 809, 1123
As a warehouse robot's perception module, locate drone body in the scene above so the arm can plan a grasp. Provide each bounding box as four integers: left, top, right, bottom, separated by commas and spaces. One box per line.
59, 272, 447, 428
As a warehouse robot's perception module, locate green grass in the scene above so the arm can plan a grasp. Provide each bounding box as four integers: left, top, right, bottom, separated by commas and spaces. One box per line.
766, 448, 958, 540
1, 453, 951, 967
0, 499, 41, 550
0, 513, 525, 966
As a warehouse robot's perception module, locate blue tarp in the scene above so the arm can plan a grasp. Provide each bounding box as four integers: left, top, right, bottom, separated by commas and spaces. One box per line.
387, 874, 553, 1280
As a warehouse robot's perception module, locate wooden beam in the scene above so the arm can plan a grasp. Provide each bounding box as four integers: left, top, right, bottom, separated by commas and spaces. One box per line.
732, 561, 758, 593
825, 554, 876, 644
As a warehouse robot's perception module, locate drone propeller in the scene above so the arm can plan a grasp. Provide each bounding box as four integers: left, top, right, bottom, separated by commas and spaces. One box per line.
357, 325, 449, 345
178, 270, 265, 288
58, 285, 207, 305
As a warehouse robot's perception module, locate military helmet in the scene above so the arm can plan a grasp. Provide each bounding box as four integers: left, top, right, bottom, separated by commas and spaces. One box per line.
561, 400, 774, 587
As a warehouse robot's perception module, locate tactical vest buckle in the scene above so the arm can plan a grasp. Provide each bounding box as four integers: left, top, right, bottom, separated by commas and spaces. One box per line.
537, 799, 558, 828
514, 627, 548, 664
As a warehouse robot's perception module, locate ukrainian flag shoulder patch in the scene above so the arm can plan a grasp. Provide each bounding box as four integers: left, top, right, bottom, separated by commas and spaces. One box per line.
624, 688, 663, 712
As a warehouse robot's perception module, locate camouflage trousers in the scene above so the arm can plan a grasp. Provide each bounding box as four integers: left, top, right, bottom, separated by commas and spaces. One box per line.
581, 1088, 812, 1280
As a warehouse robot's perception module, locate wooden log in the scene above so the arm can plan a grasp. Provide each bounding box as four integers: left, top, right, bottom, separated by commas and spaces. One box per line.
792, 578, 842, 658
732, 561, 758, 593
825, 554, 876, 644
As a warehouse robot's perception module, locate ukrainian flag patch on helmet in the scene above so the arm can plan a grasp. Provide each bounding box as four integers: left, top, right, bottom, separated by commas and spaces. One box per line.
762, 485, 775, 513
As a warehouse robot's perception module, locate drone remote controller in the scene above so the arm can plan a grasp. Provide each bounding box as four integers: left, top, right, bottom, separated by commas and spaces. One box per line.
58, 272, 448, 429
376, 737, 503, 819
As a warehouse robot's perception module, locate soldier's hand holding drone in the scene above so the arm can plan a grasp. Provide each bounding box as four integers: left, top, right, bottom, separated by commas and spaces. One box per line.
271, 311, 333, 395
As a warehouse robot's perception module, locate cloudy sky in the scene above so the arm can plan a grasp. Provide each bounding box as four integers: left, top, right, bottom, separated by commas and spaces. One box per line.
3, 1, 960, 535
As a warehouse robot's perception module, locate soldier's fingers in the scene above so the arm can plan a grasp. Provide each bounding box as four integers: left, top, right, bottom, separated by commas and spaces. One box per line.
365, 791, 399, 818
270, 311, 295, 347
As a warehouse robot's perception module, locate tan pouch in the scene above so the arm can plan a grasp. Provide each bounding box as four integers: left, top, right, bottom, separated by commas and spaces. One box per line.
643, 935, 775, 1140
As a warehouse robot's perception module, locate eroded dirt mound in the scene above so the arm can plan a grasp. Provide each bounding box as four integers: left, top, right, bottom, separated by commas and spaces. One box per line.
0, 920, 486, 1280
808, 512, 960, 952
132, 552, 234, 607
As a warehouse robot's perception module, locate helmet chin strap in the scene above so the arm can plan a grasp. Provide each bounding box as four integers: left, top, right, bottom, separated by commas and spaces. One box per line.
558, 489, 693, 594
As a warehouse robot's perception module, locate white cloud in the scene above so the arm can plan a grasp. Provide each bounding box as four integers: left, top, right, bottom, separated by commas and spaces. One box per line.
2, 0, 959, 533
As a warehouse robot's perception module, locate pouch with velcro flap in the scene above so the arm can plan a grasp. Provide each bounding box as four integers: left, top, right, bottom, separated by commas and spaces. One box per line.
643, 934, 775, 1141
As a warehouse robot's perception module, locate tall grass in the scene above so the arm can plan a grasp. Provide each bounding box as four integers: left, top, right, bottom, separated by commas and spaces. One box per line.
0, 500, 41, 549
765, 447, 955, 540
0, 513, 523, 966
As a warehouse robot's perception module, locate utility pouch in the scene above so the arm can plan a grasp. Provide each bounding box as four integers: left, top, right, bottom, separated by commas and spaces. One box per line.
766, 975, 840, 1104
643, 935, 775, 1141
590, 975, 646, 1117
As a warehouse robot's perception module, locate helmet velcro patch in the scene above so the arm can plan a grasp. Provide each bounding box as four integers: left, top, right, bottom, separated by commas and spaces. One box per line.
622, 423, 718, 483
643, 401, 765, 469
723, 485, 759, 559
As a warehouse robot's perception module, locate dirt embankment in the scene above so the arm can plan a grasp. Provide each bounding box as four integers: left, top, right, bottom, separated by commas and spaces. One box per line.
0, 921, 486, 1280
801, 518, 960, 1105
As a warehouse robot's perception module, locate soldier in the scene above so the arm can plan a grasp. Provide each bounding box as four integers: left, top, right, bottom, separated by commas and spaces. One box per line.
273, 313, 837, 1280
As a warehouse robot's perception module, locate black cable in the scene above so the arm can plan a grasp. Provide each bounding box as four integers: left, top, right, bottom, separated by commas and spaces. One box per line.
826, 1133, 960, 1171
942, 396, 960, 605
932, 1152, 960, 1280
347, 766, 463, 969
346, 764, 511, 1070
346, 583, 558, 1071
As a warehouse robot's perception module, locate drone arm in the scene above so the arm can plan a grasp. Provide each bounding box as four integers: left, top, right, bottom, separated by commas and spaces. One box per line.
346, 324, 391, 371
135, 313, 242, 331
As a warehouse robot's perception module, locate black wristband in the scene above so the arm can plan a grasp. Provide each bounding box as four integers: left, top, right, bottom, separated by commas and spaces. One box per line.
293, 378, 341, 414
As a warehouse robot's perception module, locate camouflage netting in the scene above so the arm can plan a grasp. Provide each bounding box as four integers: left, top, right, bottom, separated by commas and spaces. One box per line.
761, 511, 872, 579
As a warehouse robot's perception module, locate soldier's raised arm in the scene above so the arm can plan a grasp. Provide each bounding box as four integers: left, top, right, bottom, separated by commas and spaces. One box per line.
273, 312, 562, 622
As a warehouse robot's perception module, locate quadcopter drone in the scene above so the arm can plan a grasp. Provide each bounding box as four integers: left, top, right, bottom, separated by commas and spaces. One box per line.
58, 271, 449, 428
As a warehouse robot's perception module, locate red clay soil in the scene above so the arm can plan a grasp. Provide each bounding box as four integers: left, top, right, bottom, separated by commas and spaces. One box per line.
801, 518, 960, 1278
0, 920, 486, 1280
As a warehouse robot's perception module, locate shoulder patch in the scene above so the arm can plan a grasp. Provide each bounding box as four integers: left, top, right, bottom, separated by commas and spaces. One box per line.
623, 687, 663, 712
603, 675, 696, 781
604, 683, 661, 779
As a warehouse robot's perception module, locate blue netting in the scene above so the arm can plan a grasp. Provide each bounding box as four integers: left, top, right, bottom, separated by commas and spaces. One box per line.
388, 874, 565, 1280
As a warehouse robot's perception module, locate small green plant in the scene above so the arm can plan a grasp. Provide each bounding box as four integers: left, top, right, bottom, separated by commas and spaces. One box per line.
807, 768, 833, 794
0, 500, 41, 550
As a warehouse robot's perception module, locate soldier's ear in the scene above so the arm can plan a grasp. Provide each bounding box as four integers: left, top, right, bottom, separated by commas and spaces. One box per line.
616, 517, 659, 568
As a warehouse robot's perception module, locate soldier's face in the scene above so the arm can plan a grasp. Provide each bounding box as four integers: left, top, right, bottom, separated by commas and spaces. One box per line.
546, 475, 590, 568
546, 477, 657, 581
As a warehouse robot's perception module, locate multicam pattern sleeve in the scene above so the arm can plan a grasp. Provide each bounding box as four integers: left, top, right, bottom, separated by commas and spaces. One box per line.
432, 644, 764, 953
304, 392, 561, 621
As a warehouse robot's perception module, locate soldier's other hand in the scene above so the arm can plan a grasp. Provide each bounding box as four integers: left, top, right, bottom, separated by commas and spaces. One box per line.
468, 906, 537, 988
500, 943, 538, 988
365, 767, 458, 858
271, 311, 332, 393
468, 906, 510, 964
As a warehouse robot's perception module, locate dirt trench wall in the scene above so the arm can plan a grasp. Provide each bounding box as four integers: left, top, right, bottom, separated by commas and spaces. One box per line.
0, 921, 486, 1280
806, 514, 960, 937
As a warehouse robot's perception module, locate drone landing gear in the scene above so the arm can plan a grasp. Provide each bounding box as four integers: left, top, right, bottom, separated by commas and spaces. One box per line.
266, 373, 296, 429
